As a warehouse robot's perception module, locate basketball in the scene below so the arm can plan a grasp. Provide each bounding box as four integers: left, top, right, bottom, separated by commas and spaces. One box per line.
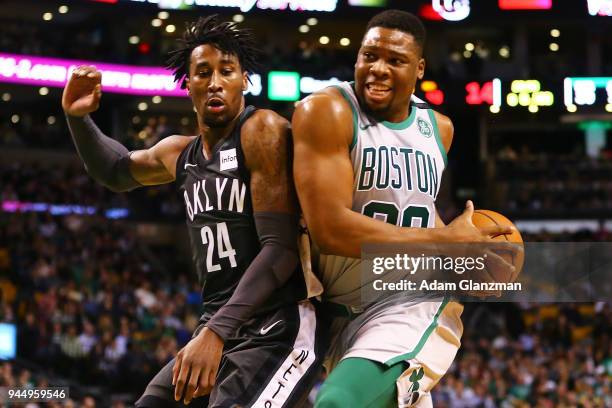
472, 209, 524, 283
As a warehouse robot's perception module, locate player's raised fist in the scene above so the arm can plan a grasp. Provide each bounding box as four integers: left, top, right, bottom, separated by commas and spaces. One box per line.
62, 65, 103, 117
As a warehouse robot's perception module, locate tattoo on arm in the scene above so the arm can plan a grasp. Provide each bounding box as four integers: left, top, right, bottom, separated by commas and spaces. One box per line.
242, 111, 297, 214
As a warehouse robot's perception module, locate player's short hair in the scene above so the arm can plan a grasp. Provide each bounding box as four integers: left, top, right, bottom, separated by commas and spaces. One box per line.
166, 14, 262, 89
365, 9, 426, 53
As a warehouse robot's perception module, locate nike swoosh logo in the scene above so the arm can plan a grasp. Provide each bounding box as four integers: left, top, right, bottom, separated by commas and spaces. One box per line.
184, 163, 198, 170
260, 320, 282, 335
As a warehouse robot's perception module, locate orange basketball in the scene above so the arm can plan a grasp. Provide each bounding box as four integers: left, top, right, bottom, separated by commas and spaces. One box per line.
472, 209, 524, 282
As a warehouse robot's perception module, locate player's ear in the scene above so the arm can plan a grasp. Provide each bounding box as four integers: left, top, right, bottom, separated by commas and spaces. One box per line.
417, 58, 425, 80
185, 78, 191, 95
242, 71, 249, 92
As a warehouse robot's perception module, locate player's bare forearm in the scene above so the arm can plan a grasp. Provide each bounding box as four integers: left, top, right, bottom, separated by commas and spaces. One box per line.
295, 164, 446, 257
311, 206, 447, 258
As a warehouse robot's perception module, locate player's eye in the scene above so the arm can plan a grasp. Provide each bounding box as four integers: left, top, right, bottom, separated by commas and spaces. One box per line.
363, 52, 375, 61
222, 68, 233, 75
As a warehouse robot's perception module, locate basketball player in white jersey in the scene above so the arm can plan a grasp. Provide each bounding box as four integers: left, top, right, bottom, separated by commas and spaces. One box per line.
292, 10, 517, 408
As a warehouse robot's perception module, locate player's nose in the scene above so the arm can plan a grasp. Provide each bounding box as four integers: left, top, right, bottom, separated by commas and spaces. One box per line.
369, 59, 390, 77
208, 71, 223, 92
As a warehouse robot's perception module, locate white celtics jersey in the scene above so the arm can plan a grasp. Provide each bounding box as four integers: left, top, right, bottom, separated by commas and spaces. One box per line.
317, 81, 447, 308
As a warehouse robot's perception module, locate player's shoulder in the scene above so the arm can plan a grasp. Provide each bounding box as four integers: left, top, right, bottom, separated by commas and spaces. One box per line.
295, 86, 352, 116
293, 86, 354, 140
411, 95, 453, 134
241, 109, 290, 150
431, 110, 454, 153
240, 109, 290, 167
292, 87, 354, 146
242, 108, 289, 135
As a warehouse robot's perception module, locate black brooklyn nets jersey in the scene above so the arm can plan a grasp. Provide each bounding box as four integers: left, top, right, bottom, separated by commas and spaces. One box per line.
175, 106, 305, 321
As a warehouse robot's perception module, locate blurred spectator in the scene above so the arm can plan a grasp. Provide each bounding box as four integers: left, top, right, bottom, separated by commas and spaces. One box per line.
494, 151, 612, 217
60, 324, 86, 359
433, 303, 612, 407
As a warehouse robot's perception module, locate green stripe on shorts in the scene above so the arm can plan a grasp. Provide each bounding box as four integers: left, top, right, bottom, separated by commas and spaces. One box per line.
383, 297, 450, 367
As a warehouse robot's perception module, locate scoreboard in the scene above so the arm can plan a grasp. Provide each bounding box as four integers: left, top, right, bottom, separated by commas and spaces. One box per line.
564, 77, 612, 113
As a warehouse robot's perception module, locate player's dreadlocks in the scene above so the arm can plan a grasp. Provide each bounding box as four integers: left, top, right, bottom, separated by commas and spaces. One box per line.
166, 14, 262, 89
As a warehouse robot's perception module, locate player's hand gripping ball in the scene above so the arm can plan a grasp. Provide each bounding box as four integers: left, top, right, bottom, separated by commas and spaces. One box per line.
472, 209, 524, 283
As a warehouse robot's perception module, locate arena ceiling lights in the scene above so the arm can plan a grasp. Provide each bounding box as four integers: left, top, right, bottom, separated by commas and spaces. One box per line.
113, 0, 338, 12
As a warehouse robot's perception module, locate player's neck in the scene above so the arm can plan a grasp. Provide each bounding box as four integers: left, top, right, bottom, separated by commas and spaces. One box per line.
197, 109, 243, 157
364, 100, 411, 123
372, 107, 410, 123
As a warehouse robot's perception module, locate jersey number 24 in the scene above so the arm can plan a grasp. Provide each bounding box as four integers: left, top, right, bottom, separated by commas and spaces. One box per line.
200, 222, 237, 272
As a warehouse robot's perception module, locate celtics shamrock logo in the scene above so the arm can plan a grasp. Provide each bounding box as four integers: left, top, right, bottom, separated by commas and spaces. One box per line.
400, 367, 425, 407
417, 118, 432, 137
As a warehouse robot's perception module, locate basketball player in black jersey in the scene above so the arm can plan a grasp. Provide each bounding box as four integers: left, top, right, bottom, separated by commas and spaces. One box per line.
62, 16, 324, 407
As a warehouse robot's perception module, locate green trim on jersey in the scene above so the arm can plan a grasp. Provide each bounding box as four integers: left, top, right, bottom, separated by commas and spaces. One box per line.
427, 109, 448, 166
383, 297, 449, 367
381, 103, 417, 130
331, 85, 359, 151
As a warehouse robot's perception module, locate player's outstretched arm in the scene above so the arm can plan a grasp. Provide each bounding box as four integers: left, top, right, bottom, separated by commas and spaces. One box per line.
62, 66, 191, 191
292, 91, 511, 258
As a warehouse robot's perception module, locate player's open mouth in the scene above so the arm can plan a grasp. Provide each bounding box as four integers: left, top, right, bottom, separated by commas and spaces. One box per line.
365, 83, 391, 102
206, 97, 226, 113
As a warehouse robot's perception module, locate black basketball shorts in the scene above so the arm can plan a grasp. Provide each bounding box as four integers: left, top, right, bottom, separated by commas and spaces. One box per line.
135, 300, 327, 408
